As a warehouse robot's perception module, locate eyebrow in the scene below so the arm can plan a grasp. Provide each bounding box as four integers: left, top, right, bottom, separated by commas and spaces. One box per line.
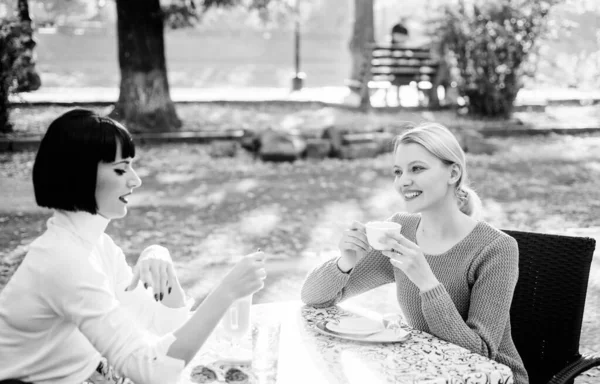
112, 160, 131, 166
393, 161, 426, 168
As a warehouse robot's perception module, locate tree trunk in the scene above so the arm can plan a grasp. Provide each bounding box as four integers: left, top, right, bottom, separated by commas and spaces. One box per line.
13, 0, 41, 92
17, 0, 31, 22
428, 41, 450, 109
347, 0, 374, 111
0, 50, 12, 133
111, 0, 181, 132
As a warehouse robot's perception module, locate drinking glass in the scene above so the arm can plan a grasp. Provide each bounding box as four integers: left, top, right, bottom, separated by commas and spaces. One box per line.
218, 294, 253, 363
251, 321, 281, 384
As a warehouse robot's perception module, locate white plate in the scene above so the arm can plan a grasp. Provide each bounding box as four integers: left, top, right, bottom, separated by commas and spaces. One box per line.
315, 321, 411, 343
325, 317, 384, 335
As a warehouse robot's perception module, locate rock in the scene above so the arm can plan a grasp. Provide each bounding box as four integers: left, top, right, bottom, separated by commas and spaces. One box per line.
381, 121, 415, 137
338, 142, 381, 160
342, 132, 396, 155
457, 130, 499, 155
240, 129, 261, 153
305, 139, 332, 159
371, 132, 396, 154
258, 129, 307, 162
209, 140, 238, 158
280, 107, 337, 139
322, 126, 344, 157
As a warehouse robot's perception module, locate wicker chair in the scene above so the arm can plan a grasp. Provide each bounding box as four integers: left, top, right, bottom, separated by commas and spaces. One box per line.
503, 230, 600, 384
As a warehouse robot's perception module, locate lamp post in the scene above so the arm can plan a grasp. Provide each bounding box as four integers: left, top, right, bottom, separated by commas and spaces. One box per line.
291, 0, 305, 91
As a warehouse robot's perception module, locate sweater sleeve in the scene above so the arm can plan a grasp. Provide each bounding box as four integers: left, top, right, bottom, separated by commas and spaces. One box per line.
420, 236, 519, 358
300, 249, 395, 308
43, 251, 185, 384
110, 244, 193, 336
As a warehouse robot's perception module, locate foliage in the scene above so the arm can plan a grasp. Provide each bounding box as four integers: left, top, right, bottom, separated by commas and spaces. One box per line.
0, 1, 40, 134
436, 0, 562, 118
0, 19, 15, 133
0, 18, 27, 133
532, 1, 600, 89
162, 0, 306, 30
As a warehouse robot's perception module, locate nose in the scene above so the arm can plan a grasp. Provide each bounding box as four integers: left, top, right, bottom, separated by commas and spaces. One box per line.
396, 172, 413, 188
128, 169, 142, 189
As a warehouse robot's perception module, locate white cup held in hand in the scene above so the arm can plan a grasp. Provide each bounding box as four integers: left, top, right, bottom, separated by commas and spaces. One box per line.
365, 221, 402, 251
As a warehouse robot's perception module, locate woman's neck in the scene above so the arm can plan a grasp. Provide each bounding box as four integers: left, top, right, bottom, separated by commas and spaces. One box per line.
418, 201, 471, 239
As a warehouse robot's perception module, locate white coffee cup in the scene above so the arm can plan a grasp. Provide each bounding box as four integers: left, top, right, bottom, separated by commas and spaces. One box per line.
365, 221, 402, 250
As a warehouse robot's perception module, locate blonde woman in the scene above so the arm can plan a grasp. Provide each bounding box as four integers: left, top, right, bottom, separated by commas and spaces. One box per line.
301, 123, 528, 383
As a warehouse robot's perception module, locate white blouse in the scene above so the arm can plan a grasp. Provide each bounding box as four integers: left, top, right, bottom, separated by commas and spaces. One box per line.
0, 210, 192, 384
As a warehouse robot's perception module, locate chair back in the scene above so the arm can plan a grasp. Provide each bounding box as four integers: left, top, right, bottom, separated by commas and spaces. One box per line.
504, 230, 596, 384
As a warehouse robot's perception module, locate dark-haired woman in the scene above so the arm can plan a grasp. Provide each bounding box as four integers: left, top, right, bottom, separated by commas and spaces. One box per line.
0, 109, 267, 384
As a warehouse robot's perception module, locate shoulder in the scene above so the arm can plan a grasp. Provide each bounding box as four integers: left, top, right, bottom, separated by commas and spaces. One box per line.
27, 227, 85, 268
97, 233, 129, 271
24, 236, 90, 296
470, 222, 519, 266
99, 233, 120, 254
476, 222, 518, 252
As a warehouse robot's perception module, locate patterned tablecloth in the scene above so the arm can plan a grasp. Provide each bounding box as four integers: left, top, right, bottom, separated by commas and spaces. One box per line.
180, 301, 514, 384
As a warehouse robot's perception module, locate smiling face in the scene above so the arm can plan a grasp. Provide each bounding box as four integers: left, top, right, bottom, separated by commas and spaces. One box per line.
95, 141, 142, 220
393, 143, 458, 214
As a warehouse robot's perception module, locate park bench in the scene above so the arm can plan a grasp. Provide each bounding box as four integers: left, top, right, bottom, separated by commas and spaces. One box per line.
369, 43, 440, 107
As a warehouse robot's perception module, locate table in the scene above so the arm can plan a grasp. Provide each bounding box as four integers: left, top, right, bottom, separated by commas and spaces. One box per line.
180, 301, 514, 384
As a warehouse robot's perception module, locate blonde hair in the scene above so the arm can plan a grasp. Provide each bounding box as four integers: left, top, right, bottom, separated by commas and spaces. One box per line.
394, 123, 482, 218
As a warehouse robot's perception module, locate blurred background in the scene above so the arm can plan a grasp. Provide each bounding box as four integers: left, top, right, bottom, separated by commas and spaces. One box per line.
0, 0, 598, 90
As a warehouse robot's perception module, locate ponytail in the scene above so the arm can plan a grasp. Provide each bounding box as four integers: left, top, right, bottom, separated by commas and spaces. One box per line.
457, 185, 482, 220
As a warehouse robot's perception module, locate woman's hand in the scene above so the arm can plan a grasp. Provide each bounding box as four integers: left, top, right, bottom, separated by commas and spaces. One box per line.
217, 251, 267, 302
380, 232, 440, 293
126, 244, 177, 302
338, 221, 371, 270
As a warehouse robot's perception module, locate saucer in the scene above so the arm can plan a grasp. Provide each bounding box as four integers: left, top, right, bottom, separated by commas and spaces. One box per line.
325, 317, 384, 336
316, 321, 411, 343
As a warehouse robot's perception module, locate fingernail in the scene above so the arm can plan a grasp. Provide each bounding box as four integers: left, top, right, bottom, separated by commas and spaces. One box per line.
160, 293, 164, 301
144, 283, 148, 289
154, 294, 158, 302
168, 287, 172, 294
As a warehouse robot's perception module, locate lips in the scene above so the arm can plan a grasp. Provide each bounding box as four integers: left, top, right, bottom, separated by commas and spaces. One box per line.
403, 190, 422, 201
119, 193, 131, 204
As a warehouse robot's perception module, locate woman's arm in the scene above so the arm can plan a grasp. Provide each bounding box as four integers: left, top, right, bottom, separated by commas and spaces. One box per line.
167, 254, 265, 364
46, 248, 265, 384
110, 243, 192, 335
420, 236, 519, 358
300, 249, 395, 307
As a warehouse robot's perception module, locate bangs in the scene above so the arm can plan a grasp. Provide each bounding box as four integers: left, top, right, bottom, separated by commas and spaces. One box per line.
97, 120, 136, 163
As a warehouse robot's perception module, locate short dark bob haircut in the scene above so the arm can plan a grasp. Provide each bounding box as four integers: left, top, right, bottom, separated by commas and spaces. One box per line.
33, 109, 135, 214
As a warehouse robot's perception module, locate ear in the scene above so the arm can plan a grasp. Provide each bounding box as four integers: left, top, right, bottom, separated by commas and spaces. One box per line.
448, 163, 462, 185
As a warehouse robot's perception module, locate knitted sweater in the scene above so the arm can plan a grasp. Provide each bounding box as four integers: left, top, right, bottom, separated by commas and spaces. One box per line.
301, 213, 528, 384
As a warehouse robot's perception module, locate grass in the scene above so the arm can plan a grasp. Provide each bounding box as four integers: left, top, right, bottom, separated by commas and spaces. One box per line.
1, 105, 599, 382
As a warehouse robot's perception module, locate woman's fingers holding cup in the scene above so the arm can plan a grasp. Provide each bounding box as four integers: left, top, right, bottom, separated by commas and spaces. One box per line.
349, 220, 366, 231
346, 231, 369, 249
382, 231, 416, 249
344, 237, 369, 252
387, 257, 404, 269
